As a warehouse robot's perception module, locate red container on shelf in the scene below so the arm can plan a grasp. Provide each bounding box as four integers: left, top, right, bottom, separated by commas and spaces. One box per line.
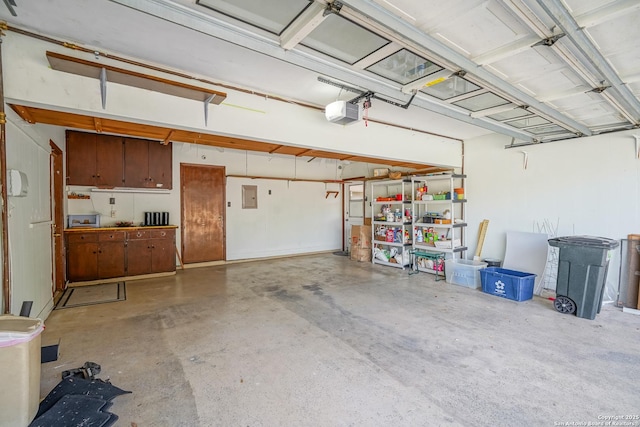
386, 229, 395, 242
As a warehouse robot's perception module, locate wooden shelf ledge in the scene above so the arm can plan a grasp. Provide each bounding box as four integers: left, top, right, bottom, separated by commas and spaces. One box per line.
46, 51, 227, 104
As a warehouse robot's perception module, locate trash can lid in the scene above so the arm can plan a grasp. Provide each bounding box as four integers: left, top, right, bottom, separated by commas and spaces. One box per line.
548, 235, 620, 249
0, 315, 44, 347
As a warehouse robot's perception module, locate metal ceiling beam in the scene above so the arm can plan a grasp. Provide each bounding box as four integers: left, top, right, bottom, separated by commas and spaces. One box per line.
533, 0, 640, 123
575, 0, 640, 29
352, 42, 400, 69
280, 1, 326, 50
338, 0, 592, 136
110, 0, 535, 142
471, 35, 539, 65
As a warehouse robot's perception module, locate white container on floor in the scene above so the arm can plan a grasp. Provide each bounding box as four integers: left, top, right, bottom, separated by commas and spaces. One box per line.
0, 315, 44, 426
445, 259, 488, 289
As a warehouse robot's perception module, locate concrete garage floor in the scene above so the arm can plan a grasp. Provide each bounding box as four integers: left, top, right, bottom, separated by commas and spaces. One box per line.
40, 253, 640, 426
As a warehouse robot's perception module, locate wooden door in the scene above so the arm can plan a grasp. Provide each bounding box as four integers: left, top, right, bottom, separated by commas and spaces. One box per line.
66, 131, 97, 185
67, 241, 99, 282
151, 236, 176, 273
123, 138, 150, 187
181, 164, 225, 263
97, 231, 126, 279
148, 142, 172, 189
50, 141, 66, 295
95, 135, 124, 187
98, 241, 126, 279
126, 238, 152, 276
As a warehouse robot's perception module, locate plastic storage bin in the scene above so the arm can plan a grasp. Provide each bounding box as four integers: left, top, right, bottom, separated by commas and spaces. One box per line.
480, 267, 536, 301
548, 235, 619, 320
445, 259, 487, 289
0, 315, 44, 426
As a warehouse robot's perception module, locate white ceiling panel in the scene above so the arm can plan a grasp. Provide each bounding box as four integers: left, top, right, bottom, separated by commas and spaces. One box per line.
515, 69, 586, 99
490, 48, 558, 84
0, 0, 638, 145
563, 0, 618, 16
432, 1, 530, 58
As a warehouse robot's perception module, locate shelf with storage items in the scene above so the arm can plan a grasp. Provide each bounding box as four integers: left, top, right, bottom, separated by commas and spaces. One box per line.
370, 179, 413, 269
411, 174, 467, 274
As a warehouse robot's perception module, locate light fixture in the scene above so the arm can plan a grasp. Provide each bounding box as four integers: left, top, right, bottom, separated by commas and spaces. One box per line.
401, 69, 453, 94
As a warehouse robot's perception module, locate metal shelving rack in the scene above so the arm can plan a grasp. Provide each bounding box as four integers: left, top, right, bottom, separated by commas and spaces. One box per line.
411, 174, 467, 274
370, 179, 413, 269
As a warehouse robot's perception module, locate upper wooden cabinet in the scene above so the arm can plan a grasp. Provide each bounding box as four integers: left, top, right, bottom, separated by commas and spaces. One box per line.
66, 130, 172, 189
123, 138, 172, 189
66, 130, 124, 187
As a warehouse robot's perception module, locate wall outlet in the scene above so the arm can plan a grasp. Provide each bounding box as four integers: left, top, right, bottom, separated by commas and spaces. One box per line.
109, 197, 115, 205
110, 209, 116, 218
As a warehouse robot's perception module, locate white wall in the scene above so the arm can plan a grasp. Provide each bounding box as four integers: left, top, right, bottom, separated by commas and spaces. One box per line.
3, 31, 462, 168
5, 116, 56, 318
464, 130, 640, 298
68, 142, 344, 261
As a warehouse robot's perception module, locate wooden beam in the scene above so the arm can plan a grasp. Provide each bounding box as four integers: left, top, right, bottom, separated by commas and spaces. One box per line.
10, 104, 35, 124
7, 104, 438, 171
296, 149, 313, 157
163, 130, 175, 146
0, 41, 11, 313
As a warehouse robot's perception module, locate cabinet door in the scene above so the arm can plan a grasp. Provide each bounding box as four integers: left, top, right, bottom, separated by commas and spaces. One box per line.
95, 135, 124, 187
126, 239, 152, 276
67, 242, 99, 282
150, 230, 176, 273
66, 131, 97, 186
148, 142, 172, 189
123, 138, 150, 188
98, 241, 126, 279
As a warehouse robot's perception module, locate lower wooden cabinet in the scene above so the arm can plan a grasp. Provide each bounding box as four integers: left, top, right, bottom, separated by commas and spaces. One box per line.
125, 229, 176, 276
66, 228, 176, 282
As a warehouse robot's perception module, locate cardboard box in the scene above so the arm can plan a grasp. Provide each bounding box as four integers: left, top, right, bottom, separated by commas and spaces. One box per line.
351, 225, 372, 249
351, 246, 372, 262
350, 225, 372, 262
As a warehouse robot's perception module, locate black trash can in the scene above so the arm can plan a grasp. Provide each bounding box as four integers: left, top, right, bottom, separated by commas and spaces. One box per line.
548, 236, 619, 320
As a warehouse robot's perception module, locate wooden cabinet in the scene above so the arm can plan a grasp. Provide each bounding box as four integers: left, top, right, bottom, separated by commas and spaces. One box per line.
97, 232, 126, 279
66, 233, 99, 282
66, 228, 176, 283
125, 228, 176, 275
66, 231, 126, 281
66, 131, 123, 187
124, 138, 172, 189
66, 130, 172, 189
149, 229, 176, 273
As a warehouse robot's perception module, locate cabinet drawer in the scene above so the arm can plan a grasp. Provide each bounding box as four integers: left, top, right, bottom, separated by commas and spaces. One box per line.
127, 230, 149, 240
150, 229, 175, 239
67, 233, 98, 244
98, 231, 126, 242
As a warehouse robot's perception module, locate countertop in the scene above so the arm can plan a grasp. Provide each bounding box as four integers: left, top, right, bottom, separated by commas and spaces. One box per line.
64, 225, 178, 232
